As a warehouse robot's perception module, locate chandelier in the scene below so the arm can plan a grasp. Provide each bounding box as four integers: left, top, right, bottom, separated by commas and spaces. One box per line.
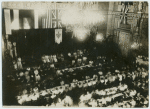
61, 2, 103, 38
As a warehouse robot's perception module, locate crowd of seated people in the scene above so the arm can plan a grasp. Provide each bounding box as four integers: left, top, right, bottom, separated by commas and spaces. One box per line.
5, 48, 148, 107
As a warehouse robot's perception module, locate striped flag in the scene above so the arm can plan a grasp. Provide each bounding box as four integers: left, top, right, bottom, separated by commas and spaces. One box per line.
41, 9, 62, 29
42, 18, 45, 28
42, 10, 52, 28
42, 9, 52, 28
49, 10, 52, 28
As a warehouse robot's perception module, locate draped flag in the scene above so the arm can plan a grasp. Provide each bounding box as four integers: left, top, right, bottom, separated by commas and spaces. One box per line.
41, 8, 62, 29
42, 10, 52, 28
55, 29, 62, 44
4, 9, 11, 34
47, 9, 52, 28
48, 10, 52, 28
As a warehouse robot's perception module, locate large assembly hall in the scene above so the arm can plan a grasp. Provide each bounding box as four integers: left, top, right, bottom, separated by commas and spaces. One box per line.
2, 1, 149, 107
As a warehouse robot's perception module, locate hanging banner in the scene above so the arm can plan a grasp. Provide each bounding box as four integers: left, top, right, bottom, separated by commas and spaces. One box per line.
46, 10, 49, 28
55, 29, 62, 44
34, 10, 38, 29
48, 10, 52, 28
4, 9, 11, 34
12, 10, 19, 30
23, 18, 31, 29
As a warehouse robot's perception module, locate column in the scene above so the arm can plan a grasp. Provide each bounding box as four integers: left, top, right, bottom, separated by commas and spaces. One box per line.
4, 9, 11, 34
106, 2, 114, 37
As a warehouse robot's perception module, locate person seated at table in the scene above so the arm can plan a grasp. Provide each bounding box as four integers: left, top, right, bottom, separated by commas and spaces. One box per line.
79, 50, 83, 59
79, 94, 88, 107
56, 54, 60, 62
62, 95, 73, 107
53, 55, 58, 63
18, 72, 25, 83
82, 49, 85, 54
77, 81, 83, 89
121, 71, 126, 84
56, 70, 62, 77
34, 69, 41, 83
99, 75, 105, 89
104, 76, 108, 85
60, 80, 65, 86
17, 57, 23, 70
76, 49, 80, 56
69, 81, 75, 90
49, 55, 53, 63
93, 74, 98, 80
77, 58, 82, 67
60, 54, 64, 62
89, 60, 93, 66
82, 57, 87, 65
107, 72, 112, 85
67, 52, 72, 61
50, 55, 54, 63
118, 72, 123, 85
71, 60, 76, 67
49, 64, 56, 77
86, 79, 92, 91
12, 60, 18, 70
19, 89, 28, 105
45, 55, 50, 63
41, 58, 47, 70
73, 52, 78, 60
98, 71, 103, 81
82, 80, 88, 91
114, 70, 119, 84
24, 71, 30, 83
70, 68, 77, 79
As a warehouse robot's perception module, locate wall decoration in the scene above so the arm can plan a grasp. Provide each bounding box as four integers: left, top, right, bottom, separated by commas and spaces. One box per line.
23, 18, 31, 29
55, 29, 62, 44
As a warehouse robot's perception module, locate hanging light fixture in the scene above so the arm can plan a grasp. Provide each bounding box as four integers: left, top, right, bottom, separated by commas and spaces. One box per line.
96, 33, 104, 42
61, 2, 102, 38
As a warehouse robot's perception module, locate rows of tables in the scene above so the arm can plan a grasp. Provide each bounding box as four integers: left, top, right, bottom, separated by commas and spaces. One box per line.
7, 51, 149, 107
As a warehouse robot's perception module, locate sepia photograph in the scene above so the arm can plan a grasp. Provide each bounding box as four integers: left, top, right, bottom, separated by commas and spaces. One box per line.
2, 1, 149, 107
